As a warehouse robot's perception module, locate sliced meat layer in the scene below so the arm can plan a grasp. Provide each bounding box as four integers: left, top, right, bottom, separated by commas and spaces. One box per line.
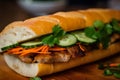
33, 51, 71, 63
18, 54, 36, 63
67, 45, 85, 58
16, 45, 86, 64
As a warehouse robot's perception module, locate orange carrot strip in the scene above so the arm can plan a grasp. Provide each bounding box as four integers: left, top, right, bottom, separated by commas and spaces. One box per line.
8, 47, 24, 52
78, 44, 85, 52
20, 48, 38, 56
109, 63, 120, 67
20, 46, 48, 56
41, 45, 49, 52
44, 46, 50, 52
34, 46, 45, 52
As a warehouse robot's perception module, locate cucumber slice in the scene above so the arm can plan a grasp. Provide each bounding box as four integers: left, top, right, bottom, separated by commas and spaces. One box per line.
21, 41, 42, 48
72, 31, 96, 43
58, 34, 77, 47
1, 43, 19, 51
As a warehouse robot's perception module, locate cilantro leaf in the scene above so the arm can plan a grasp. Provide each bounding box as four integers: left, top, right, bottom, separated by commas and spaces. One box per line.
84, 20, 114, 49
98, 63, 120, 79
100, 36, 110, 49
114, 73, 120, 78
94, 20, 104, 30
52, 25, 66, 37
30, 77, 42, 80
84, 27, 98, 39
111, 19, 120, 33
41, 25, 66, 47
105, 24, 113, 35
53, 25, 61, 36
41, 35, 54, 46
104, 69, 113, 76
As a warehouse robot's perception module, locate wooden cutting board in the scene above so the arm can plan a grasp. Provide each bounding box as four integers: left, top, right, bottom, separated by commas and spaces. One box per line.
0, 53, 120, 80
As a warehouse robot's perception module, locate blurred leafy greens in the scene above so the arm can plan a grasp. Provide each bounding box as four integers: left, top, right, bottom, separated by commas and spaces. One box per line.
41, 25, 66, 47
98, 63, 120, 79
84, 19, 120, 48
30, 77, 42, 80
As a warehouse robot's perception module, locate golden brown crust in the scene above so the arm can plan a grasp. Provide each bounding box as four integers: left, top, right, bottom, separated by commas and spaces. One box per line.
77, 10, 105, 26
23, 14, 85, 35
87, 9, 120, 23
23, 17, 57, 35
37, 42, 120, 76
1, 9, 120, 36
49, 15, 85, 31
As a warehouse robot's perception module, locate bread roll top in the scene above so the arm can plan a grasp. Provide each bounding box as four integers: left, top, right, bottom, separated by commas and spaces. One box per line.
1, 9, 120, 36
0, 9, 120, 52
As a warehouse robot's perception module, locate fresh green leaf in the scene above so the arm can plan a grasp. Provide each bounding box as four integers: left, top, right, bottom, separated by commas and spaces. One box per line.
94, 20, 104, 30
111, 19, 120, 33
41, 25, 66, 47
104, 69, 113, 76
52, 25, 61, 36
56, 29, 66, 38
111, 19, 119, 26
30, 77, 42, 80
113, 73, 120, 79
52, 25, 66, 37
105, 24, 113, 35
113, 25, 120, 33
41, 35, 54, 46
84, 27, 98, 39
100, 36, 110, 49
98, 63, 120, 79
118, 64, 120, 68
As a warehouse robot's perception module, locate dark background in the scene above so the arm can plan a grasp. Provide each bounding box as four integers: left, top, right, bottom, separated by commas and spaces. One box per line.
0, 0, 114, 32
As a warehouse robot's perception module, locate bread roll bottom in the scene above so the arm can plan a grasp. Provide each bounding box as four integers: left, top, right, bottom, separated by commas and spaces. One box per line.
4, 42, 120, 77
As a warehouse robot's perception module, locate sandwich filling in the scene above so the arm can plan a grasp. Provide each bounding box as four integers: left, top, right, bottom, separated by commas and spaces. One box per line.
1, 19, 120, 64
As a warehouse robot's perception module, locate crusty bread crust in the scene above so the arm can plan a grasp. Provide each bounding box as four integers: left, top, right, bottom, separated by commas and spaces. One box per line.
1, 9, 120, 36
87, 9, 120, 23
4, 42, 120, 77
0, 9, 120, 51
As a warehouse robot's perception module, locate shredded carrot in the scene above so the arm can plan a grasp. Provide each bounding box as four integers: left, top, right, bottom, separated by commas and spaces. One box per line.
6, 45, 67, 56
78, 44, 85, 52
20, 47, 39, 56
8, 47, 24, 52
109, 63, 120, 67
20, 45, 50, 56
7, 47, 24, 54
41, 45, 49, 52
33, 46, 45, 52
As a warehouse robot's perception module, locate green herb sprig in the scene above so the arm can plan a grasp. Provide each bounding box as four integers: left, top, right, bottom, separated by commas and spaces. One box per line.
84, 19, 120, 49
98, 63, 120, 79
41, 25, 66, 47
30, 77, 42, 80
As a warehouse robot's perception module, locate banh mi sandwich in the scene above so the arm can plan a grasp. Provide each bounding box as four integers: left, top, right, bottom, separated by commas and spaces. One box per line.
0, 9, 120, 77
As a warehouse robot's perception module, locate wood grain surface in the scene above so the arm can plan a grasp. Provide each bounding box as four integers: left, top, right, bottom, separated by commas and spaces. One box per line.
0, 53, 120, 80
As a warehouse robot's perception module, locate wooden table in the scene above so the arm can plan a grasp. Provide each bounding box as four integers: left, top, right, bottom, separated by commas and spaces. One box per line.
0, 53, 120, 80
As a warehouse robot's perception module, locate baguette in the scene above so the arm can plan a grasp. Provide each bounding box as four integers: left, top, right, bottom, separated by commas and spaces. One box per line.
0, 9, 120, 77
4, 42, 120, 77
